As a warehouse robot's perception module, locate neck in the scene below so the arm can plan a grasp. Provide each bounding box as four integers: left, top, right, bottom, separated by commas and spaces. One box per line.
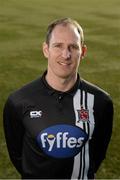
45, 71, 77, 92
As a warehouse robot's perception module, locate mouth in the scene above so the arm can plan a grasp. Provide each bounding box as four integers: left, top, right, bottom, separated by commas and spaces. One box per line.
58, 62, 71, 66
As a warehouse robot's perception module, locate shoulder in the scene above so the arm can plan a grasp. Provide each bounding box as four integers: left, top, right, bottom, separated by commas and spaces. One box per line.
81, 79, 113, 105
6, 76, 42, 106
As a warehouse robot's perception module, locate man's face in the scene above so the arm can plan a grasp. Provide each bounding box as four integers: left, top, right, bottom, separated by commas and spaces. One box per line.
43, 24, 83, 79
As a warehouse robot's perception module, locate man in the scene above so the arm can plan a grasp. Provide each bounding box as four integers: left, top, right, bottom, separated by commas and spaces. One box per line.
3, 18, 113, 179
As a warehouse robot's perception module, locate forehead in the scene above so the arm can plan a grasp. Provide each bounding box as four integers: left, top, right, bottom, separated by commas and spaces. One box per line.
50, 24, 81, 43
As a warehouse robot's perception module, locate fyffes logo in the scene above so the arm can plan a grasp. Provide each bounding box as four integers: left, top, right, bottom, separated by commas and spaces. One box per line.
37, 124, 88, 158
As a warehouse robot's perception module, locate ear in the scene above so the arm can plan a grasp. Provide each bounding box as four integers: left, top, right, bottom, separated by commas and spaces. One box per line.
42, 42, 49, 58
81, 45, 87, 59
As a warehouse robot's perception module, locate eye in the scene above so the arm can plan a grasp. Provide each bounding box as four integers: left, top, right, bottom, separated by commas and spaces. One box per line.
54, 43, 63, 49
69, 44, 80, 50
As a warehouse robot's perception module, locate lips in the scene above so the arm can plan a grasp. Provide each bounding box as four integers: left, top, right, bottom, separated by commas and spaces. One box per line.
58, 62, 71, 66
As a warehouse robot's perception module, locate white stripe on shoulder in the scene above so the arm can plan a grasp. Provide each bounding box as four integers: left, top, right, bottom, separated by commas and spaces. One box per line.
71, 90, 95, 179
71, 89, 81, 179
84, 93, 95, 179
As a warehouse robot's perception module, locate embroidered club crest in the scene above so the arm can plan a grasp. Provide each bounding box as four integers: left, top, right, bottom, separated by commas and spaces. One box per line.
77, 107, 89, 123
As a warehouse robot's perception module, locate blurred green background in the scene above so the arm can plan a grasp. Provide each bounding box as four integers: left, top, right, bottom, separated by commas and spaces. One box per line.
0, 0, 120, 178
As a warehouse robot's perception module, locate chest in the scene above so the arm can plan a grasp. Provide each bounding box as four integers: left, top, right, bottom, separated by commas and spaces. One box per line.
22, 90, 95, 158
22, 90, 95, 139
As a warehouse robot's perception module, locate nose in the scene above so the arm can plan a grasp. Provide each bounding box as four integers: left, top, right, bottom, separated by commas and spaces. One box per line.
62, 48, 71, 59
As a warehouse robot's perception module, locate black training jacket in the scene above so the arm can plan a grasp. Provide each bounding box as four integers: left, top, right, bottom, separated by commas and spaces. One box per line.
3, 71, 113, 179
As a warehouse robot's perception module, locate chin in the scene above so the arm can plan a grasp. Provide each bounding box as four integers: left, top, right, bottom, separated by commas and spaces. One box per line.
56, 72, 74, 79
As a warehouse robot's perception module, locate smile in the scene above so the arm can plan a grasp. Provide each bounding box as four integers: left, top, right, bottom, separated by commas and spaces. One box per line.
59, 62, 71, 66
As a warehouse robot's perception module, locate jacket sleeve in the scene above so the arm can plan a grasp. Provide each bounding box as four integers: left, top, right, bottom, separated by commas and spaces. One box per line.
3, 96, 25, 174
93, 95, 114, 173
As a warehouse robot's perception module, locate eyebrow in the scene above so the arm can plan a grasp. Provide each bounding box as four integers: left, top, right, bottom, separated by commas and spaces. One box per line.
52, 42, 62, 46
51, 42, 79, 46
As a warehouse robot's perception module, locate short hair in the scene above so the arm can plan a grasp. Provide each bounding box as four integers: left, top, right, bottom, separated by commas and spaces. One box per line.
45, 17, 84, 46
